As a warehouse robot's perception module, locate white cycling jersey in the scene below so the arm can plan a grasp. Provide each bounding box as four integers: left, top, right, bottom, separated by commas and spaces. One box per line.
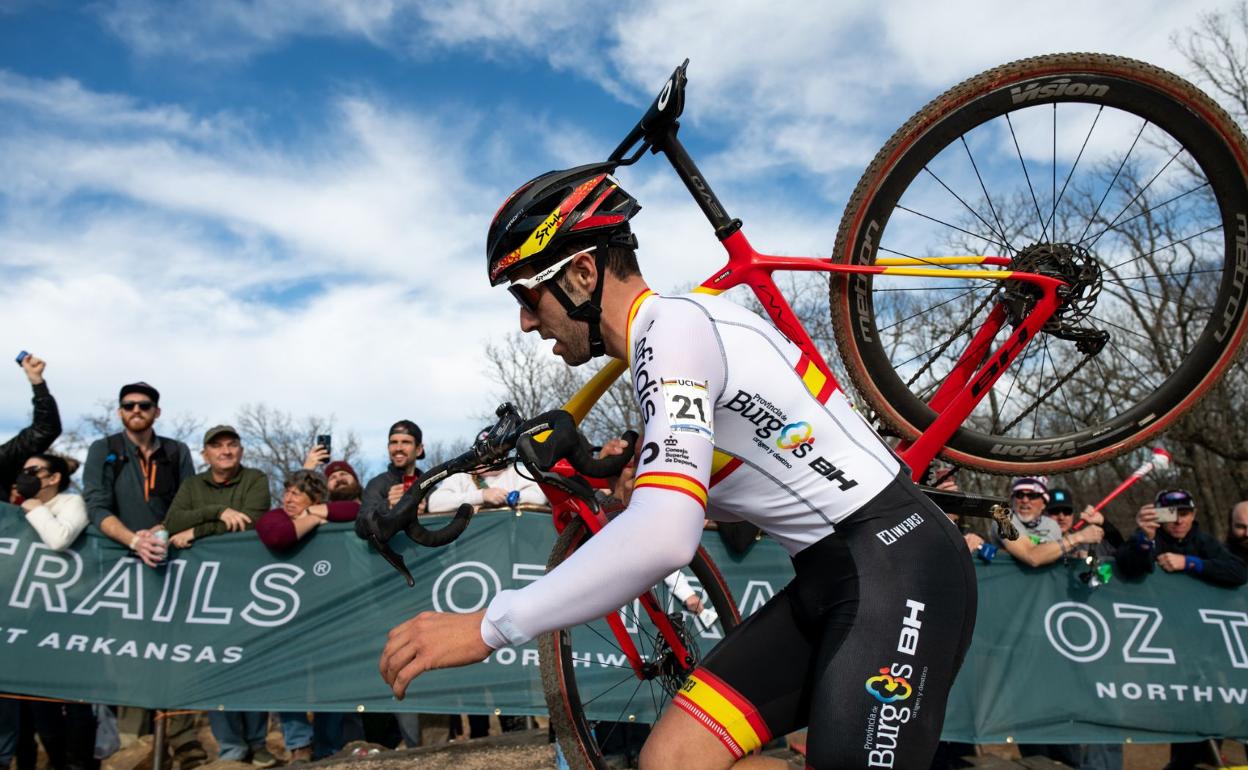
481, 290, 900, 648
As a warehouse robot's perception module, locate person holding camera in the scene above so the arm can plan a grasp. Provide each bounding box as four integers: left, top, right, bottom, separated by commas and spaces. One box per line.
1115, 489, 1247, 586
1, 353, 61, 495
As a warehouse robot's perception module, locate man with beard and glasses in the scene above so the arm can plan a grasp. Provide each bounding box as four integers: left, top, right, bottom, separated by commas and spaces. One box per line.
990, 476, 1104, 568
1227, 501, 1248, 565
81, 382, 204, 769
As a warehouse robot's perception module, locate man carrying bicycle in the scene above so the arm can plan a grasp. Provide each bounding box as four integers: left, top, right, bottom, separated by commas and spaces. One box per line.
379, 166, 976, 770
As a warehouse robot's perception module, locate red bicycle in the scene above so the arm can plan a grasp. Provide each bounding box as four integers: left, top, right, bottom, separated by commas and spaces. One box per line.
360, 53, 1248, 769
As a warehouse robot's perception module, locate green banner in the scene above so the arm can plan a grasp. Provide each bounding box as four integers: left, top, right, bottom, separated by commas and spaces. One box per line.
1, 504, 1245, 742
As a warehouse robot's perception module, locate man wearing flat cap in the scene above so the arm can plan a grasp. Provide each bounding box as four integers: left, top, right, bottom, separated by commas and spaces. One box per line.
83, 382, 196, 567
163, 425, 271, 549
362, 419, 426, 514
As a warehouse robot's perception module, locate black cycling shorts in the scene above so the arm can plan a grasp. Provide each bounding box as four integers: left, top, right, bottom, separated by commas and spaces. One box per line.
672, 471, 977, 769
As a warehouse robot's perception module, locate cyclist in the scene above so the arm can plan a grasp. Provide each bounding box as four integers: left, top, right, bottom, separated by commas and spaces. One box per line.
379, 165, 977, 770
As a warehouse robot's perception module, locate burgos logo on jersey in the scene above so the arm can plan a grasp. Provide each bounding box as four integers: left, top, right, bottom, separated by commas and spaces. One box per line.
865, 666, 913, 703
775, 422, 815, 456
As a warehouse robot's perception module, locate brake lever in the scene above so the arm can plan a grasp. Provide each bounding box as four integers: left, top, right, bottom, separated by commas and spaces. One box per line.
369, 534, 415, 587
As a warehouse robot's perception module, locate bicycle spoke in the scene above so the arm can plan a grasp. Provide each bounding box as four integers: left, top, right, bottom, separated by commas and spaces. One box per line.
1005, 112, 1049, 243
1086, 314, 1188, 355
1041, 337, 1081, 435
1105, 223, 1224, 273
960, 135, 1016, 254
918, 167, 1012, 252
877, 285, 994, 336
1046, 105, 1104, 243
1101, 282, 1212, 315
1085, 144, 1184, 250
1104, 268, 1222, 283
1077, 118, 1147, 245
895, 203, 1009, 254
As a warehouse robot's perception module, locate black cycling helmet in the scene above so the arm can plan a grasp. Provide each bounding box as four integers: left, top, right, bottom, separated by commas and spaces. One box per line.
487, 162, 640, 286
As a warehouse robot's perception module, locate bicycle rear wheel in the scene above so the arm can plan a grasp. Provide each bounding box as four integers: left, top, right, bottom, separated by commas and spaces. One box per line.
539, 519, 740, 770
831, 53, 1248, 474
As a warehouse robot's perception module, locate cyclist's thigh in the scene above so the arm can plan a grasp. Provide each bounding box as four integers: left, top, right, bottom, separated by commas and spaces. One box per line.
670, 582, 828, 762
806, 480, 977, 770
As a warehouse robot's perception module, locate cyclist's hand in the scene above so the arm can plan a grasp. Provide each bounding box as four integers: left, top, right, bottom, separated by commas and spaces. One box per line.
964, 533, 984, 553
387, 484, 405, 507
480, 488, 508, 507
598, 436, 637, 505
684, 595, 704, 614
1136, 504, 1160, 540
379, 610, 492, 700
219, 509, 252, 532
1078, 505, 1104, 527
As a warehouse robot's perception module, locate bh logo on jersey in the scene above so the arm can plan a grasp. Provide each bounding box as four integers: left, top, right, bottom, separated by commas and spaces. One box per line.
865, 665, 913, 704
776, 422, 815, 457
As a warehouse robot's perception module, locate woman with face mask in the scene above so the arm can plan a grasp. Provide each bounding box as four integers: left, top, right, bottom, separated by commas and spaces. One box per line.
14, 453, 87, 551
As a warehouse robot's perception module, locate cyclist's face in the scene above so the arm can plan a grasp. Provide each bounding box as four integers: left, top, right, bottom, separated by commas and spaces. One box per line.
515, 267, 592, 366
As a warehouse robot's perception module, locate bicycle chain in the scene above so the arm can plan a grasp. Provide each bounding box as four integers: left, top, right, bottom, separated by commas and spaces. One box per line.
996, 351, 1095, 435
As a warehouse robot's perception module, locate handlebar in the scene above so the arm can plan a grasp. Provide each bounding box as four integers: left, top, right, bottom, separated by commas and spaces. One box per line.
356, 402, 638, 585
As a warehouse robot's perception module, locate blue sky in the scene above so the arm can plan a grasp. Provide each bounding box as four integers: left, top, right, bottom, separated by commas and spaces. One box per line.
0, 0, 1236, 471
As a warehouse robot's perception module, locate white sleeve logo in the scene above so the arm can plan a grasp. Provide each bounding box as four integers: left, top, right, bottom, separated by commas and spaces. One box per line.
662, 379, 713, 441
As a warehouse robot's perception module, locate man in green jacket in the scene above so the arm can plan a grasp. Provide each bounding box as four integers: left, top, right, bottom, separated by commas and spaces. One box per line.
164, 425, 278, 767
166, 425, 271, 548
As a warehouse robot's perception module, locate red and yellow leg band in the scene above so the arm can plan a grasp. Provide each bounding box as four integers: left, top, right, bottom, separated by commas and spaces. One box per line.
633, 471, 708, 509
673, 669, 771, 759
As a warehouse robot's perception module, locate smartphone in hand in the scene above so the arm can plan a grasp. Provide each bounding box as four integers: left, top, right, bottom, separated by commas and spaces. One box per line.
316, 434, 332, 460
1154, 506, 1179, 524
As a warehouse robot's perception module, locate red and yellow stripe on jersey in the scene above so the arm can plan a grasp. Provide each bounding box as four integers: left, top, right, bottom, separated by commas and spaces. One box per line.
625, 288, 657, 364
633, 471, 707, 509
674, 669, 772, 759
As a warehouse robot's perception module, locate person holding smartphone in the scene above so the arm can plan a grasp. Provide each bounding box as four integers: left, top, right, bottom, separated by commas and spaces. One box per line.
1115, 489, 1247, 586
2, 352, 61, 497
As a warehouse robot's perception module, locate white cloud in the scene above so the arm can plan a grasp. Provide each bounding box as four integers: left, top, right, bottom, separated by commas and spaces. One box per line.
0, 72, 587, 467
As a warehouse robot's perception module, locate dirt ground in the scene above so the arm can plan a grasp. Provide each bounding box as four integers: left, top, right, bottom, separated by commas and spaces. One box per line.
72, 715, 1248, 770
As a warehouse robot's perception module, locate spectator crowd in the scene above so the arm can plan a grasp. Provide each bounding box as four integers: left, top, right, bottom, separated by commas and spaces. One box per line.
0, 360, 551, 769
1, 357, 1246, 770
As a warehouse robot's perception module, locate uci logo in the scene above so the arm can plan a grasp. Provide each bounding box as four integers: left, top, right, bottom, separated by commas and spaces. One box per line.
776, 422, 815, 451
865, 668, 912, 703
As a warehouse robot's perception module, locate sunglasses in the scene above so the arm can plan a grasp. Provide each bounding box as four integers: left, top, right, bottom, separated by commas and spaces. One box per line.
120, 401, 156, 412
1048, 509, 1074, 516
507, 246, 596, 313
1013, 491, 1044, 500
20, 466, 48, 477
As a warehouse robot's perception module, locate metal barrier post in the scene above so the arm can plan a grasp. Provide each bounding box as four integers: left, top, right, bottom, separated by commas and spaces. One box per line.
152, 710, 166, 770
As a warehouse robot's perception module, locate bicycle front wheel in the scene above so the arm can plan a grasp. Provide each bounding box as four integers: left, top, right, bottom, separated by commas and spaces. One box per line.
539, 519, 740, 770
831, 53, 1248, 475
